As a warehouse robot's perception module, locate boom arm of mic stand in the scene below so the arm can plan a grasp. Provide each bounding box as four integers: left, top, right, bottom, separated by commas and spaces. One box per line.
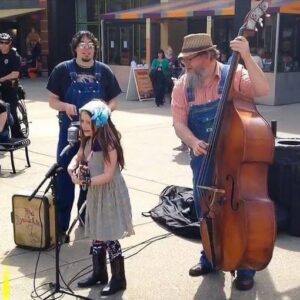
60, 143, 74, 157
29, 142, 73, 201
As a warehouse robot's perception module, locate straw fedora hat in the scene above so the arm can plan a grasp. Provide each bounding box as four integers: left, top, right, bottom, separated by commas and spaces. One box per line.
178, 33, 216, 59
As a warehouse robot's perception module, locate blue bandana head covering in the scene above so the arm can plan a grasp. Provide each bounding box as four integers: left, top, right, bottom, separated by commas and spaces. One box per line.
79, 100, 111, 128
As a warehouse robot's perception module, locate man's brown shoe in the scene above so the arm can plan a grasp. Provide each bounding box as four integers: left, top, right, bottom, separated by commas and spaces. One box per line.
233, 276, 254, 291
189, 263, 213, 277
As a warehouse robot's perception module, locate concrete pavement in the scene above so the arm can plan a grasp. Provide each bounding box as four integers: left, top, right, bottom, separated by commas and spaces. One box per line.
0, 77, 300, 300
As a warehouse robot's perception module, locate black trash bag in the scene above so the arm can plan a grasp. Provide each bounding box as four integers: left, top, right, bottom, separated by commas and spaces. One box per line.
143, 185, 201, 240
269, 138, 300, 236
275, 203, 289, 233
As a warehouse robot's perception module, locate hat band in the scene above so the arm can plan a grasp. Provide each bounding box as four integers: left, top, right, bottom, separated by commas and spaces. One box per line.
181, 45, 213, 53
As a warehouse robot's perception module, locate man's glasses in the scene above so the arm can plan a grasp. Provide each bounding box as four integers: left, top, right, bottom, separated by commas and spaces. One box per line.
78, 42, 95, 50
0, 41, 10, 45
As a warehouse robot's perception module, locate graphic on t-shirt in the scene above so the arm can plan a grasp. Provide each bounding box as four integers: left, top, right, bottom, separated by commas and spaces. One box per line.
75, 74, 97, 83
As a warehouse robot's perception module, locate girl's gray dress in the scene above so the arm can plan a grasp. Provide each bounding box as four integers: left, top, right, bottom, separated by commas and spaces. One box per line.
84, 139, 134, 241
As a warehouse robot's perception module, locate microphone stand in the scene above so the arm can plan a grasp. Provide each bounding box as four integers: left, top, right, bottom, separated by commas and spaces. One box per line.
29, 144, 94, 300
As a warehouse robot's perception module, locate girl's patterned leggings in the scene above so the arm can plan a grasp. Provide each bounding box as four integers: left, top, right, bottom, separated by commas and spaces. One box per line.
92, 239, 122, 261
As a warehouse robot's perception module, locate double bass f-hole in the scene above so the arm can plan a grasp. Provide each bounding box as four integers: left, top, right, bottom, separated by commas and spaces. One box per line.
226, 174, 238, 211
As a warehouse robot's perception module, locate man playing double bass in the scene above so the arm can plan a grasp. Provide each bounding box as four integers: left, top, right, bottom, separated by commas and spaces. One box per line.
171, 33, 270, 291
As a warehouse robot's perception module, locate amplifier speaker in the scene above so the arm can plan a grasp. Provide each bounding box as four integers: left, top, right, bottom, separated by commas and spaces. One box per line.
11, 192, 55, 250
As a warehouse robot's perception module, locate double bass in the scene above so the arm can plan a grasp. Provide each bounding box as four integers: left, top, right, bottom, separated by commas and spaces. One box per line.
198, 0, 276, 272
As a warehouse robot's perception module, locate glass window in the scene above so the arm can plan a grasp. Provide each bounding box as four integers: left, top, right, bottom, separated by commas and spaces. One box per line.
277, 14, 300, 72
132, 0, 160, 7
133, 23, 146, 63
106, 0, 131, 13
213, 15, 277, 72
77, 0, 101, 23
120, 26, 133, 65
104, 23, 136, 65
212, 17, 234, 63
248, 14, 277, 73
105, 24, 121, 64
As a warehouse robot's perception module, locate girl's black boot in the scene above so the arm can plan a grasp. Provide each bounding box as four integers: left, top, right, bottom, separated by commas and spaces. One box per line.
77, 245, 108, 287
101, 256, 126, 296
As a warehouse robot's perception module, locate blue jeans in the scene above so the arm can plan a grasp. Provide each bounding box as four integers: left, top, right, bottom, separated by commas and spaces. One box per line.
0, 130, 9, 142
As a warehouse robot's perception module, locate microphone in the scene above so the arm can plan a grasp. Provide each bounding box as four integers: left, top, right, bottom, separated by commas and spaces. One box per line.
59, 124, 80, 157
68, 123, 80, 144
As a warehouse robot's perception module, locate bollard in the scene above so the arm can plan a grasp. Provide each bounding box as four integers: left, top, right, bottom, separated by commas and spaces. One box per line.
271, 120, 277, 138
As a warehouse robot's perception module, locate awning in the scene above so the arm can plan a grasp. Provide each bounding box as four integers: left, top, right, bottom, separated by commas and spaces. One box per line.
101, 0, 300, 20
101, 0, 201, 20
0, 8, 44, 20
274, 0, 300, 14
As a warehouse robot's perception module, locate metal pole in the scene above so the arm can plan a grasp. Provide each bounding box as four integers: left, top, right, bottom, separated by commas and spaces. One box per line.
206, 16, 212, 35
274, 12, 280, 74
234, 0, 251, 36
146, 18, 151, 65
101, 19, 104, 62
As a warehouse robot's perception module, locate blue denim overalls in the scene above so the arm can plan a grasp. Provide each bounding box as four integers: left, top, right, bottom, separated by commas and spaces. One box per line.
187, 65, 255, 278
56, 60, 105, 233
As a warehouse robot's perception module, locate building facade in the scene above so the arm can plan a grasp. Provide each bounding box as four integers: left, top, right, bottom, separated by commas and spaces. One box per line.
94, 0, 300, 105
1, 0, 299, 104
0, 0, 48, 74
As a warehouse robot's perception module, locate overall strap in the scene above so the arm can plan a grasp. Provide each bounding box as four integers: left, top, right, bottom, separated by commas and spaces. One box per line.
186, 86, 195, 103
67, 59, 77, 81
217, 64, 230, 96
94, 61, 102, 82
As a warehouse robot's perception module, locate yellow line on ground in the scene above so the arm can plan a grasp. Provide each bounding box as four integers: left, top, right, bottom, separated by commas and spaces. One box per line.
2, 266, 10, 300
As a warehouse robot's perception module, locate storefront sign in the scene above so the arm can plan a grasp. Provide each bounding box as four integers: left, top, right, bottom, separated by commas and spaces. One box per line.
126, 67, 154, 101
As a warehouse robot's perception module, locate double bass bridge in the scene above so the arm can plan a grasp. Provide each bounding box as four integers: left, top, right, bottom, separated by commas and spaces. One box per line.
198, 185, 226, 208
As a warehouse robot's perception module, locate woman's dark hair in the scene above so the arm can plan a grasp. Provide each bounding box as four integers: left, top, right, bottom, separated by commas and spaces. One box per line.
70, 30, 98, 59
157, 49, 165, 58
80, 116, 125, 170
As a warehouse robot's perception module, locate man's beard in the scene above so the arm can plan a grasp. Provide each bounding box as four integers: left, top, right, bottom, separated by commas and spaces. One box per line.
81, 57, 93, 63
186, 69, 206, 91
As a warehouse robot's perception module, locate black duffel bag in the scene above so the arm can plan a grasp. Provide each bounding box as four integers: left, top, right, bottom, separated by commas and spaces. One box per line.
143, 185, 201, 240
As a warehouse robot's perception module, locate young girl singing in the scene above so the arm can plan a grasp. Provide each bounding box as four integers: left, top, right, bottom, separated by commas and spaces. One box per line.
68, 100, 134, 296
